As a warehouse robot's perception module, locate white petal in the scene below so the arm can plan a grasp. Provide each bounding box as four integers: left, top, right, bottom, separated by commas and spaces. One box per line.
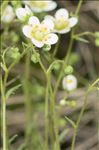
44, 1, 57, 11
29, 16, 40, 26
31, 38, 44, 48
42, 19, 54, 30
44, 33, 58, 45
62, 75, 77, 91
69, 17, 78, 27
55, 8, 69, 19
55, 28, 70, 34
22, 25, 31, 38
45, 15, 55, 21
16, 8, 26, 20
25, 5, 32, 15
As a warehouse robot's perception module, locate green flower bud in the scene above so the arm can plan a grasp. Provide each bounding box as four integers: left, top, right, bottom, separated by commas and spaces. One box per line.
53, 63, 60, 71
70, 101, 76, 108
95, 38, 99, 47
66, 100, 76, 108
95, 32, 99, 38
7, 47, 20, 60
64, 65, 73, 74
43, 44, 51, 51
69, 53, 80, 65
31, 53, 40, 63
11, 52, 20, 60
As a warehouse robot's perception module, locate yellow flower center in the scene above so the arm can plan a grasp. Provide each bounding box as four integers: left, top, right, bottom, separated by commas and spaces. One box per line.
66, 79, 73, 84
30, 25, 48, 41
28, 1, 47, 9
55, 18, 69, 30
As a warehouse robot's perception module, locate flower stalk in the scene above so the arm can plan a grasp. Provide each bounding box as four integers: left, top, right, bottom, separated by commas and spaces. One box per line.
1, 74, 8, 150
71, 78, 99, 150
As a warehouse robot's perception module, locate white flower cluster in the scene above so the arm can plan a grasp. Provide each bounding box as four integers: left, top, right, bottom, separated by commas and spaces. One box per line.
15, 0, 78, 48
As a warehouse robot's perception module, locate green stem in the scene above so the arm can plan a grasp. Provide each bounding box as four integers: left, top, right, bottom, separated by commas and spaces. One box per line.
51, 0, 84, 149
54, 31, 74, 97
45, 75, 50, 150
54, 0, 84, 96
52, 35, 61, 58
49, 34, 74, 150
71, 78, 99, 150
75, 0, 83, 15
1, 72, 9, 150
74, 32, 95, 38
31, 45, 50, 149
23, 51, 32, 146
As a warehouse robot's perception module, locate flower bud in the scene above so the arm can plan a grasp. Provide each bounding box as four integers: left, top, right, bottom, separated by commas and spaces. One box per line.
53, 63, 60, 71
62, 75, 77, 91
60, 99, 66, 106
64, 65, 73, 74
69, 101, 76, 108
6, 47, 20, 64
31, 53, 40, 63
43, 44, 51, 51
95, 38, 99, 47
95, 32, 99, 38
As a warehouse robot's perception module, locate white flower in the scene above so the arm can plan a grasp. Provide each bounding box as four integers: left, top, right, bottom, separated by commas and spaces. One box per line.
62, 75, 77, 91
22, 16, 58, 48
23, 0, 57, 13
45, 8, 78, 34
1, 5, 15, 23
16, 5, 32, 21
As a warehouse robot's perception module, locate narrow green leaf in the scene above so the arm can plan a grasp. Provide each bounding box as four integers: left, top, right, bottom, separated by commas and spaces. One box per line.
6, 84, 21, 100
9, 134, 18, 144
65, 116, 76, 128
74, 37, 89, 43
59, 129, 69, 142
